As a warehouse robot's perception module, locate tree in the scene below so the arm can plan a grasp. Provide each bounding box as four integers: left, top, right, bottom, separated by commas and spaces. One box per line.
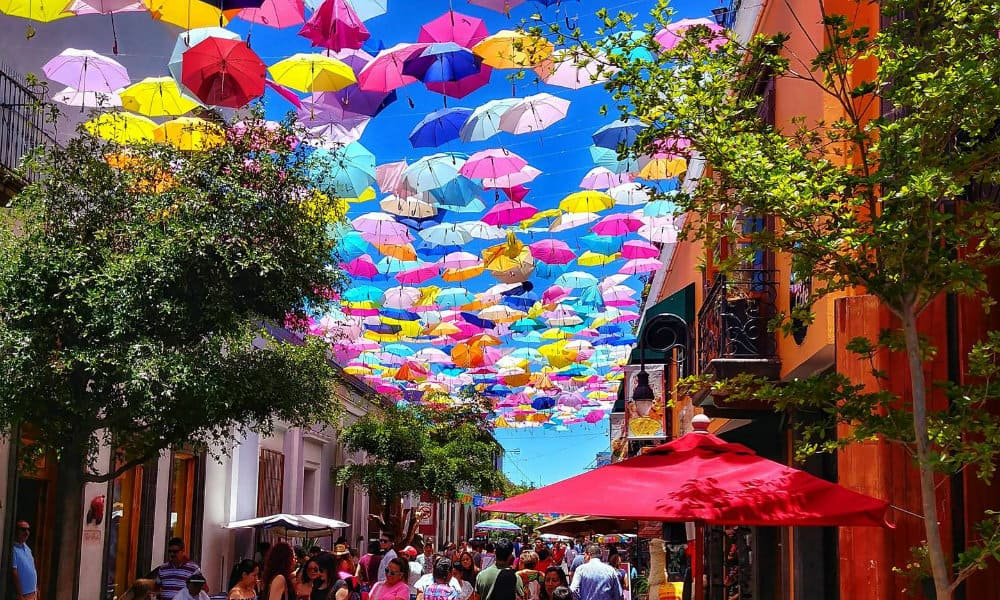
0, 112, 350, 599
336, 394, 506, 537
533, 1, 1000, 597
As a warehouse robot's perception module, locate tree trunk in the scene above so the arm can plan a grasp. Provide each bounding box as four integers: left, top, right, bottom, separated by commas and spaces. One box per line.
50, 445, 86, 600
900, 306, 952, 600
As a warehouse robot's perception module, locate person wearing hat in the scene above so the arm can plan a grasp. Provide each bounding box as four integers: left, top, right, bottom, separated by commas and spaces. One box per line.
175, 573, 210, 600
402, 546, 423, 600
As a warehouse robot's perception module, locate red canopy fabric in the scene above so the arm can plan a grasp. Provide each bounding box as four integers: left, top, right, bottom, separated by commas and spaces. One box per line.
485, 431, 890, 527
181, 38, 266, 108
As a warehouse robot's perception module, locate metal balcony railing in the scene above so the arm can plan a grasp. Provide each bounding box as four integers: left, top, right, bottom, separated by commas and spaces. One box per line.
0, 61, 57, 188
711, 1, 742, 29
697, 269, 779, 375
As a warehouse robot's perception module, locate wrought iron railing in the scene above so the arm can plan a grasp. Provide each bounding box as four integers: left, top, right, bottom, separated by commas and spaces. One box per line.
0, 61, 57, 187
712, 0, 742, 29
697, 269, 779, 373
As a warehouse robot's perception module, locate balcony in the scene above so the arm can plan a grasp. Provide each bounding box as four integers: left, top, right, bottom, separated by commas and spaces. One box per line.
696, 270, 781, 411
0, 61, 57, 202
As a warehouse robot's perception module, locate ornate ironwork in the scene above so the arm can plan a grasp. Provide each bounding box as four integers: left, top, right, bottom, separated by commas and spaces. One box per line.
0, 61, 56, 189
697, 269, 779, 373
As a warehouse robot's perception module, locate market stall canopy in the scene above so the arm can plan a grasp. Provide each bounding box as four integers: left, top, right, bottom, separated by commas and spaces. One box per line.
535, 514, 639, 536
483, 424, 891, 527
225, 513, 350, 537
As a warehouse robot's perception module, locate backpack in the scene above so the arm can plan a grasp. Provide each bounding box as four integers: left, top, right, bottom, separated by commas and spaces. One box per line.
486, 568, 518, 600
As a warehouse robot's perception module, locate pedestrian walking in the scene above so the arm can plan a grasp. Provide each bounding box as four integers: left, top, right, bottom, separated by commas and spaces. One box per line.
377, 533, 399, 583
357, 540, 382, 588
401, 546, 423, 600
369, 557, 410, 600
538, 567, 567, 600
473, 539, 523, 600
515, 552, 542, 600
10, 520, 37, 600
175, 573, 211, 600
154, 537, 203, 600
262, 542, 296, 600
567, 545, 620, 600
416, 559, 458, 600
227, 559, 260, 599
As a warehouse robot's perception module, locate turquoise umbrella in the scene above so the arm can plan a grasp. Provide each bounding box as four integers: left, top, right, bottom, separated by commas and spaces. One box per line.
311, 142, 377, 198
439, 197, 486, 213
436, 287, 475, 308
420, 223, 473, 247
377, 257, 422, 274
460, 97, 521, 142
555, 271, 600, 289
474, 518, 521, 532
333, 230, 371, 261
643, 200, 677, 217
589, 145, 645, 174
402, 152, 467, 192
343, 285, 384, 303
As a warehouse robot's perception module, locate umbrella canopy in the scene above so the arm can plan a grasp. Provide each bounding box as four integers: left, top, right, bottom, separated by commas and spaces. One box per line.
154, 117, 225, 151
269, 53, 356, 93
655, 18, 728, 51
474, 517, 521, 531
144, 0, 237, 28
121, 77, 199, 117
498, 93, 570, 135
357, 42, 427, 92
84, 112, 156, 144
238, 0, 305, 28
409, 107, 473, 148
298, 0, 370, 51
536, 515, 639, 536
52, 87, 121, 108
182, 37, 266, 108
43, 48, 130, 93
402, 42, 482, 84
69, 0, 144, 14
534, 49, 612, 90
168, 27, 242, 93
225, 513, 350, 537
1, 0, 74, 21
472, 30, 553, 69
460, 97, 520, 142
425, 65, 492, 99
418, 10, 488, 47
484, 427, 890, 527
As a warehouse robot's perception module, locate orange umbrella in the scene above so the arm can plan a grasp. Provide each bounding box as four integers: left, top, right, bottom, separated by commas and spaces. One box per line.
451, 343, 485, 368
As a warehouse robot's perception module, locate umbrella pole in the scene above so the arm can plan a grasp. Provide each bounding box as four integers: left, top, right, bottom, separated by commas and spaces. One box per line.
692, 524, 703, 600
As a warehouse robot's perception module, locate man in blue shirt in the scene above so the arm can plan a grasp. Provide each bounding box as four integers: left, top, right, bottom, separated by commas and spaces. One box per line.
11, 520, 37, 600
568, 544, 621, 600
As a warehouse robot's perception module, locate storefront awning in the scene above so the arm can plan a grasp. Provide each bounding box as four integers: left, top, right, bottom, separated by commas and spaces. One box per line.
629, 283, 695, 363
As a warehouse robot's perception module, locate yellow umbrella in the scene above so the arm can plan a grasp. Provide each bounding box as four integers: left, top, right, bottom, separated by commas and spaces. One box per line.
428, 321, 461, 337
559, 190, 615, 213
0, 0, 72, 21
344, 365, 372, 376
121, 77, 199, 117
638, 156, 687, 180
473, 30, 554, 69
105, 153, 177, 194
578, 251, 620, 267
519, 208, 561, 229
345, 187, 377, 203
143, 0, 237, 28
84, 112, 156, 144
268, 53, 356, 93
541, 328, 571, 340
154, 117, 225, 151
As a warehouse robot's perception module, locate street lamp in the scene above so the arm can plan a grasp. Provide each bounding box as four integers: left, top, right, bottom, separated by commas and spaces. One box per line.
631, 366, 656, 416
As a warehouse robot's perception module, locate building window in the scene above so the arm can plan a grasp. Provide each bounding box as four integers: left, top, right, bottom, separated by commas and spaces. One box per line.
258, 449, 285, 517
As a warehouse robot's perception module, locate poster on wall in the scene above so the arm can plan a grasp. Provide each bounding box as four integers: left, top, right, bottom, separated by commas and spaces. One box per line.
623, 364, 668, 440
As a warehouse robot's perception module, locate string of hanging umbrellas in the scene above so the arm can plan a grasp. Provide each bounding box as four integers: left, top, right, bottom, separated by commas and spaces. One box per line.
3, 0, 730, 428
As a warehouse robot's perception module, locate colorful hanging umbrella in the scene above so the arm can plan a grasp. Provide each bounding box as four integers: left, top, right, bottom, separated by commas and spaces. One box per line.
418, 10, 488, 47
153, 117, 225, 151
472, 30, 553, 69
528, 239, 577, 265
311, 142, 376, 198
577, 251, 619, 267
474, 517, 521, 531
402, 42, 482, 83
408, 107, 473, 148
420, 223, 473, 247
144, 0, 237, 28
298, 0, 370, 51
559, 191, 615, 214
534, 48, 612, 90
313, 85, 396, 118
402, 153, 466, 193
269, 53, 356, 92
482, 201, 538, 226
42, 48, 130, 94
498, 93, 570, 135
591, 212, 644, 236
425, 65, 492, 99
52, 87, 121, 108
460, 148, 527, 179
168, 28, 241, 94
618, 257, 663, 275
654, 18, 728, 51
357, 42, 427, 92
84, 112, 156, 144
121, 77, 199, 117
396, 263, 441, 285
637, 216, 678, 244
592, 119, 648, 150
621, 240, 661, 259
638, 156, 687, 180
459, 97, 520, 142
466, 0, 525, 15
580, 167, 633, 190
589, 146, 645, 174
181, 37, 265, 108
549, 211, 600, 232
1, 0, 74, 21
380, 195, 437, 219
342, 254, 379, 279
607, 182, 651, 206
458, 220, 507, 240
238, 0, 304, 28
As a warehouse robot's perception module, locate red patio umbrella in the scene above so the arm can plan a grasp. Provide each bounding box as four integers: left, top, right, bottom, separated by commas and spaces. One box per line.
484, 423, 889, 527
181, 37, 266, 108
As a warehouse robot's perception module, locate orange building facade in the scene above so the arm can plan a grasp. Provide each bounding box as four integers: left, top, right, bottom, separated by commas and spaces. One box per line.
623, 1, 1000, 599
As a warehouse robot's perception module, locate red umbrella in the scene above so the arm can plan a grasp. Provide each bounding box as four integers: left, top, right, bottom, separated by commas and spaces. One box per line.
484, 425, 890, 527
181, 37, 266, 108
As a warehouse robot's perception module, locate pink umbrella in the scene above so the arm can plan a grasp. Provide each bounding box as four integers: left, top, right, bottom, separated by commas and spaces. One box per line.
419, 11, 488, 47
440, 251, 482, 269
396, 262, 441, 285
43, 48, 131, 94
591, 213, 644, 236
621, 239, 660, 259
239, 0, 305, 28
500, 185, 530, 203
358, 42, 428, 92
460, 148, 527, 179
425, 65, 492, 98
654, 18, 727, 51
299, 0, 370, 51
265, 79, 303, 108
534, 49, 612, 90
468, 0, 526, 14
618, 257, 664, 275
482, 166, 542, 189
528, 239, 577, 265
376, 160, 413, 197
482, 200, 538, 226
637, 216, 678, 244
342, 254, 379, 279
584, 410, 605, 424
498, 93, 570, 135
581, 167, 634, 190
542, 285, 572, 304
70, 0, 144, 14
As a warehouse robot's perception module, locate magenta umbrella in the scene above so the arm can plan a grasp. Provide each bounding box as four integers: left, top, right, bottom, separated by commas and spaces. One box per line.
460, 148, 528, 179
418, 10, 489, 47
357, 42, 428, 92
265, 79, 303, 108
342, 254, 379, 279
239, 0, 305, 28
425, 65, 492, 99
481, 200, 538, 226
528, 239, 577, 265
298, 0, 370, 51
621, 239, 660, 259
396, 263, 441, 285
591, 212, 644, 236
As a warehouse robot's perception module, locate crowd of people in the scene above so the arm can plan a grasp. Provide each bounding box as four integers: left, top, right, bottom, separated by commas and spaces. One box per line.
112, 532, 630, 600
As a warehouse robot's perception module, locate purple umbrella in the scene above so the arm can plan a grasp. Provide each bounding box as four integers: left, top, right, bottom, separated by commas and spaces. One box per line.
425, 64, 492, 99
468, 0, 526, 14
418, 10, 489, 47
314, 85, 396, 117
298, 0, 370, 51
43, 48, 130, 93
332, 48, 375, 73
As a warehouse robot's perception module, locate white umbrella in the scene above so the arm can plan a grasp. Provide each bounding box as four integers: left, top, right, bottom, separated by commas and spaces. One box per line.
225, 513, 350, 538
